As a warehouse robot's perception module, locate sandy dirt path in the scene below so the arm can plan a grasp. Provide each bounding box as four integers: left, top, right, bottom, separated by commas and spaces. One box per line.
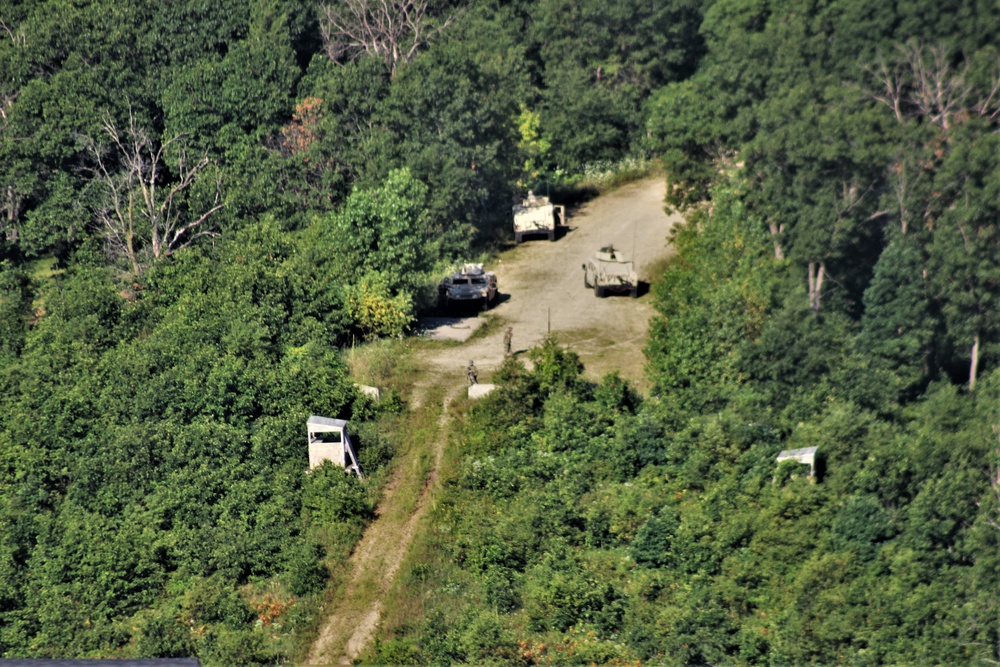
304, 384, 463, 666
304, 177, 678, 665
425, 177, 680, 388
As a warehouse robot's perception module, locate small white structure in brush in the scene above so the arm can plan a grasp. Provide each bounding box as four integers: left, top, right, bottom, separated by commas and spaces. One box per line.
307, 415, 363, 478
775, 446, 818, 481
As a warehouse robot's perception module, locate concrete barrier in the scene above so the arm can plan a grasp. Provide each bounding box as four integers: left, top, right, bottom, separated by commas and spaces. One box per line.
359, 385, 381, 400
468, 383, 497, 400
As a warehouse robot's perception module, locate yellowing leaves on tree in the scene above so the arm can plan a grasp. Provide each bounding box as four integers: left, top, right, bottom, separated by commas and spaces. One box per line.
345, 274, 413, 340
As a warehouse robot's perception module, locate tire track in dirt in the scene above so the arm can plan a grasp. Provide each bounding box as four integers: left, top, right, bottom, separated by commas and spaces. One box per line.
304, 383, 463, 666
423, 177, 679, 388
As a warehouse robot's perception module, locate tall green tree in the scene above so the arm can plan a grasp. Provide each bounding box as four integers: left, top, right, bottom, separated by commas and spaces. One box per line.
926, 127, 1000, 389
860, 235, 939, 399
306, 167, 434, 296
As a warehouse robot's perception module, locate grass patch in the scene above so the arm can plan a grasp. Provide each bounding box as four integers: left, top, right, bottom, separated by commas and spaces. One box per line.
559, 325, 652, 394
641, 251, 678, 284
24, 255, 64, 322
527, 156, 664, 209
467, 312, 507, 342
575, 155, 662, 192
344, 338, 418, 393
27, 255, 64, 281
357, 397, 473, 665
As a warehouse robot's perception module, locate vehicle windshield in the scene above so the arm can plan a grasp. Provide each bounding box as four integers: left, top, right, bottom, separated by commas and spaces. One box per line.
472, 277, 487, 284
604, 263, 633, 275
453, 278, 469, 285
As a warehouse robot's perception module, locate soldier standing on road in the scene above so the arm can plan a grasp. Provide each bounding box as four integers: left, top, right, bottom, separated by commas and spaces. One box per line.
467, 360, 479, 385
503, 327, 513, 357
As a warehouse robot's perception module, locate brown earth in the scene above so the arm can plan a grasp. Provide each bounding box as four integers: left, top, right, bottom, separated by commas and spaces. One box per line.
303, 177, 679, 665
424, 176, 680, 390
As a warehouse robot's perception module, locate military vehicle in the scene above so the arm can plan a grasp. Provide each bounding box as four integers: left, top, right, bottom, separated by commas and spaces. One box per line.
582, 245, 639, 298
513, 191, 565, 243
438, 264, 498, 311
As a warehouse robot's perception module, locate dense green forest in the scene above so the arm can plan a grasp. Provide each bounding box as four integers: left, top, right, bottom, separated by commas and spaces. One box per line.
0, 0, 694, 662
1, 0, 999, 664
364, 0, 1000, 665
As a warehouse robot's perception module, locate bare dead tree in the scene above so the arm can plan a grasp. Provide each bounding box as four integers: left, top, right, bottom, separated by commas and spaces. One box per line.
973, 66, 1000, 122
807, 261, 826, 313
0, 14, 24, 127
1, 185, 23, 241
0, 19, 26, 46
861, 41, 1000, 131
861, 58, 907, 124
890, 160, 914, 235
903, 42, 973, 131
0, 89, 14, 125
1, 82, 23, 241
319, 0, 453, 77
767, 219, 785, 260
87, 110, 223, 276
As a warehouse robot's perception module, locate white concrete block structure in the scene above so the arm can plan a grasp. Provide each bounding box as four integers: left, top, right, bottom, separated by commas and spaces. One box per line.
358, 385, 381, 400
776, 446, 818, 480
307, 415, 363, 478
468, 384, 497, 400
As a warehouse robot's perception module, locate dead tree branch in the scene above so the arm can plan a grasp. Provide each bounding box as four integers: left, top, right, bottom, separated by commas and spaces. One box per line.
861, 58, 907, 123
973, 66, 1000, 121
319, 0, 453, 77
0, 19, 25, 46
87, 109, 222, 276
903, 42, 972, 131
861, 41, 1000, 131
0, 89, 14, 123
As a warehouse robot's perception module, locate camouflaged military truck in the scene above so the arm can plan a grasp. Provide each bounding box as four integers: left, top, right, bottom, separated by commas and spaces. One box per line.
582, 245, 638, 298
513, 191, 565, 243
438, 264, 498, 311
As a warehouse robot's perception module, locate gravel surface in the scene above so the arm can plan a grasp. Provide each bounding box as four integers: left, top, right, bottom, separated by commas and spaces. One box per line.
423, 177, 679, 388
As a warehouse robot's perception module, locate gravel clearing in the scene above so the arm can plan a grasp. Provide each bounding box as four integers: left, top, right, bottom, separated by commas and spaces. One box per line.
423, 177, 680, 388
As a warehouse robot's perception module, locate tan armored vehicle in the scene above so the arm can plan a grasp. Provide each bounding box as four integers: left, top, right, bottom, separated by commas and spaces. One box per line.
513, 191, 565, 243
438, 264, 498, 311
583, 245, 638, 298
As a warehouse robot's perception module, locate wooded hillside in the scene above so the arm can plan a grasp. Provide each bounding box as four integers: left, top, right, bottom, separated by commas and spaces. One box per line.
0, 0, 998, 664
0, 0, 695, 662
358, 0, 1000, 664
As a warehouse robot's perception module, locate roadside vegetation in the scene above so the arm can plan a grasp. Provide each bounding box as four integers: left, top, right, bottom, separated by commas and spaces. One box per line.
363, 0, 1000, 664
370, 194, 1000, 664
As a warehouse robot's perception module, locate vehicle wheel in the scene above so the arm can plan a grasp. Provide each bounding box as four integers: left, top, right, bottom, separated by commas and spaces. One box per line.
594, 285, 605, 298
481, 296, 489, 311
515, 233, 523, 244
630, 285, 638, 298
547, 229, 555, 241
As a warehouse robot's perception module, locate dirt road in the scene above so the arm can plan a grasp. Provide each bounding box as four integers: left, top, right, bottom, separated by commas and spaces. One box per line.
425, 177, 680, 389
304, 177, 678, 665
304, 386, 461, 667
